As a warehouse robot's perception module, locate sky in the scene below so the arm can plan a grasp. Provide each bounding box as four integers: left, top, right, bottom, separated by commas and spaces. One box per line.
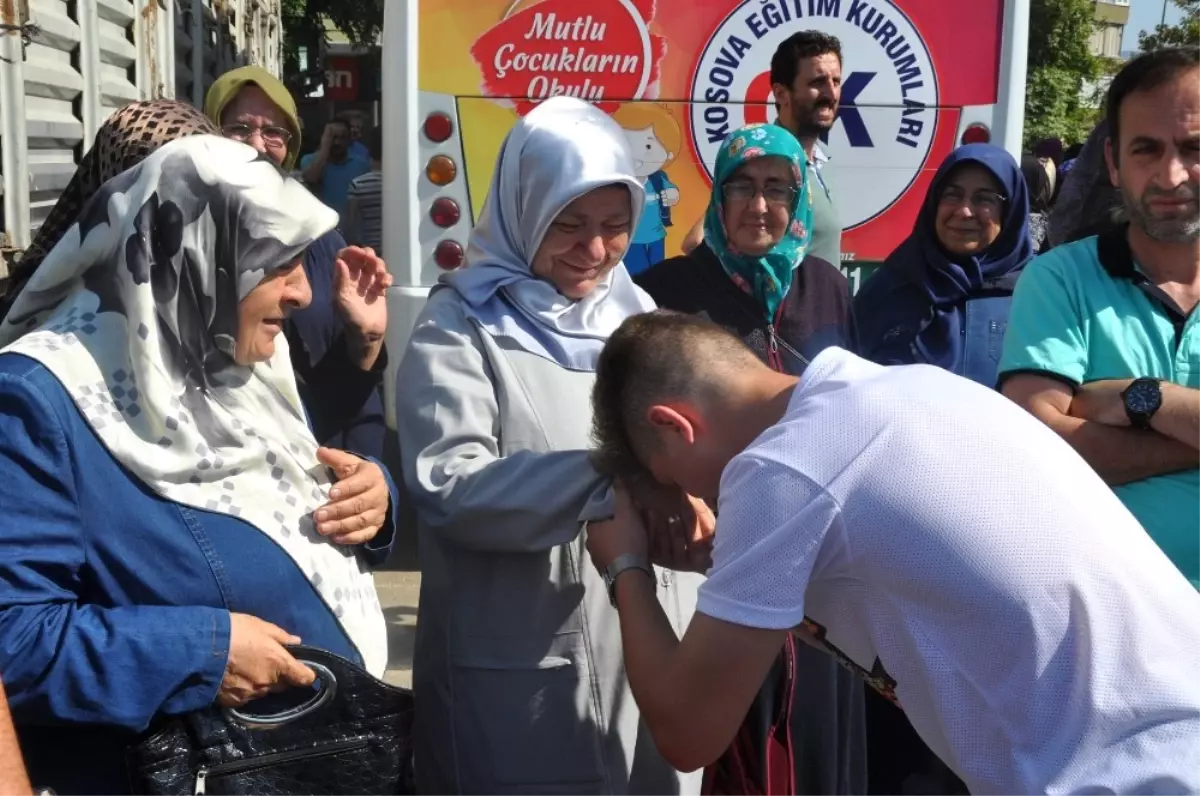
1123, 0, 1188, 51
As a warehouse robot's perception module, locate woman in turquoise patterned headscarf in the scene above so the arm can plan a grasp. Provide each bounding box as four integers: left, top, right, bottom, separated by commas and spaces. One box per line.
702, 122, 814, 323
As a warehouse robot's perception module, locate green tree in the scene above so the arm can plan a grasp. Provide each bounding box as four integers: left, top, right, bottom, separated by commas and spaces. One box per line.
280, 0, 384, 96
1138, 0, 1200, 51
1024, 0, 1103, 148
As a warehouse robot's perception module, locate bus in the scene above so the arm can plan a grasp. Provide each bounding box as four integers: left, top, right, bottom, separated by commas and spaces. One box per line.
379, 0, 1030, 427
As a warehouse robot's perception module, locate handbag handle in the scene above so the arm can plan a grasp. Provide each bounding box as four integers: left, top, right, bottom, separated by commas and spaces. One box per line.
223, 660, 338, 730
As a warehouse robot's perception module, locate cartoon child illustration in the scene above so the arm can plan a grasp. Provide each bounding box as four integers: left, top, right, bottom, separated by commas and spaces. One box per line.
611, 104, 681, 276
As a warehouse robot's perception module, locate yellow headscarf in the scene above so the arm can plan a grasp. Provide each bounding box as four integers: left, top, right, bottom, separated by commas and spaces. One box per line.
204, 66, 302, 170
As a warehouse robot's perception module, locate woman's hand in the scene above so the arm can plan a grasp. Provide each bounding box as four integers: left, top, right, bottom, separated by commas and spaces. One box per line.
315, 447, 389, 545
333, 246, 391, 341
218, 614, 315, 708
644, 492, 715, 573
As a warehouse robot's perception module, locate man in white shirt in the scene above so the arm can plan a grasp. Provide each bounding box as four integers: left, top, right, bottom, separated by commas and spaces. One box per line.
586, 310, 1200, 795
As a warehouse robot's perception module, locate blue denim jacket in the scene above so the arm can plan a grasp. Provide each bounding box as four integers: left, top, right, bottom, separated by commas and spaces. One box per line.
0, 353, 396, 794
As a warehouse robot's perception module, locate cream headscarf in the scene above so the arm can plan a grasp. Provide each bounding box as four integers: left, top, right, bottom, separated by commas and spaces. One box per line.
0, 136, 388, 675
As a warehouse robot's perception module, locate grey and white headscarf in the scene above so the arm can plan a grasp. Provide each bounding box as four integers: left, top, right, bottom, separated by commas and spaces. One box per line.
0, 135, 388, 675
442, 96, 655, 371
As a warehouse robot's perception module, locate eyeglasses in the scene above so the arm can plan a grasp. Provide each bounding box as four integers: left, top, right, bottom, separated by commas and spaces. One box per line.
939, 186, 1006, 216
722, 181, 797, 206
222, 123, 292, 148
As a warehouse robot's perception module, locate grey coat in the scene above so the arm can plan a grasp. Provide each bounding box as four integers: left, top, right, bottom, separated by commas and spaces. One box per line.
396, 288, 704, 795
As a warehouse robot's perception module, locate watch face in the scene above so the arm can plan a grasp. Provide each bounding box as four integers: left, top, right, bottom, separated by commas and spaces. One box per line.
1127, 381, 1161, 414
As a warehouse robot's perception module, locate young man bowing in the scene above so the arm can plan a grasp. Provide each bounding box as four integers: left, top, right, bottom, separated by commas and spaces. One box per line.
585, 310, 1200, 796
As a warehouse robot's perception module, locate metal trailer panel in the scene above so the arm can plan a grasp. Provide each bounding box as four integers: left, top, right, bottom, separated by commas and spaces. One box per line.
1, 0, 281, 277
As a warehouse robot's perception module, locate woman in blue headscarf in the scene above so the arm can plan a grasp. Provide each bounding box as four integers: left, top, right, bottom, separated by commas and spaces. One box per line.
854, 143, 1034, 388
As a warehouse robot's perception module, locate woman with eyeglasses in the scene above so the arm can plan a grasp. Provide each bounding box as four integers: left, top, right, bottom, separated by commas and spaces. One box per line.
635, 123, 865, 796
205, 67, 393, 465
854, 143, 1034, 390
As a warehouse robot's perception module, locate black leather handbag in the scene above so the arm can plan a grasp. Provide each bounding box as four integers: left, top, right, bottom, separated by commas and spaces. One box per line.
126, 646, 414, 795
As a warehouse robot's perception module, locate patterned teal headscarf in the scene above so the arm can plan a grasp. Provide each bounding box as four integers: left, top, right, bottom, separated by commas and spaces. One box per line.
703, 123, 813, 322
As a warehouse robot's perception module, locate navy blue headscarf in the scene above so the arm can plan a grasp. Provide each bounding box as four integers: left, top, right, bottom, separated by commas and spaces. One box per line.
855, 143, 1033, 372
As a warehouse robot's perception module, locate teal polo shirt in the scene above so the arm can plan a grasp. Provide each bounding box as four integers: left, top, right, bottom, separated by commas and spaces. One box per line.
999, 228, 1199, 587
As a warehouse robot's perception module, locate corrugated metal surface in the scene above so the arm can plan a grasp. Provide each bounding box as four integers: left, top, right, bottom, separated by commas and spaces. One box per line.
0, 0, 280, 276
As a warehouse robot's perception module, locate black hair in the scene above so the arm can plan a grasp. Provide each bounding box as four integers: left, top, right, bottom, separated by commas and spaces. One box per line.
770, 30, 843, 91
367, 126, 383, 161
329, 116, 352, 132
1106, 47, 1199, 163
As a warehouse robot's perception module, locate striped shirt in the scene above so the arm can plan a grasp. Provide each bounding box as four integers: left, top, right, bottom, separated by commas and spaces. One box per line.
345, 171, 383, 251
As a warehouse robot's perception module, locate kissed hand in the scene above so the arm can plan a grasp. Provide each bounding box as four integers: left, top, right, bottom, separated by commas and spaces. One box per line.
645, 492, 714, 573
1069, 379, 1132, 427
315, 447, 389, 545
586, 484, 650, 574
333, 246, 391, 341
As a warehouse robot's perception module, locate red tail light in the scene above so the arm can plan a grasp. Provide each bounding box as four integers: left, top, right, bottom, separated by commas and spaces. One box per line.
423, 112, 454, 143
430, 198, 461, 228
960, 124, 991, 145
434, 240, 464, 270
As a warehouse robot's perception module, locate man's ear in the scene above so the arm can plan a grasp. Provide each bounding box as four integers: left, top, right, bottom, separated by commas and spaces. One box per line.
771, 82, 790, 109
646, 403, 702, 445
1104, 136, 1119, 189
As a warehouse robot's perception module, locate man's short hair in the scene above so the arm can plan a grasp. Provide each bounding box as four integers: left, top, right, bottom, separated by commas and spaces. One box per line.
1106, 47, 1199, 163
329, 116, 352, 132
770, 30, 843, 90
591, 310, 763, 480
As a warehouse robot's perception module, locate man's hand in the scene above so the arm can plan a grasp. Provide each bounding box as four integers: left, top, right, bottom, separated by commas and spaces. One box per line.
315, 447, 390, 545
319, 122, 336, 154
218, 614, 315, 708
662, 187, 680, 207
333, 246, 391, 340
1069, 379, 1133, 427
586, 485, 650, 573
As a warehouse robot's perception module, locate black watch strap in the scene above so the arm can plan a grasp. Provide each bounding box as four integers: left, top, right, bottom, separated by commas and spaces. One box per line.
1123, 377, 1162, 430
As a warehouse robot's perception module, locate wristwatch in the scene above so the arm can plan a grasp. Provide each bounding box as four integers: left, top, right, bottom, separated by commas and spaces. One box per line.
1122, 378, 1163, 430
603, 553, 654, 608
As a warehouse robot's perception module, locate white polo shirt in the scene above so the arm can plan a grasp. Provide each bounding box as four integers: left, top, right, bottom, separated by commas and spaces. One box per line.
699, 348, 1200, 795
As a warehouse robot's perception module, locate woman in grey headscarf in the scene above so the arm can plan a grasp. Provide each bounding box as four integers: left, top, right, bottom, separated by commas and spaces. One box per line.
396, 96, 705, 794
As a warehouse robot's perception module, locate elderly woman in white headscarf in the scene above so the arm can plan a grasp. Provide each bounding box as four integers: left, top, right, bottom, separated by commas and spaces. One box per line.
0, 136, 393, 794
396, 97, 705, 794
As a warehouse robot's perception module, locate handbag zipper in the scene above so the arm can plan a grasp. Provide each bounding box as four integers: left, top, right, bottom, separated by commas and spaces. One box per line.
193, 737, 370, 794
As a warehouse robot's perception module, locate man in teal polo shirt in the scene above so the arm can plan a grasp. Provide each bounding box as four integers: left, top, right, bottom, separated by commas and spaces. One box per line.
1000, 47, 1199, 586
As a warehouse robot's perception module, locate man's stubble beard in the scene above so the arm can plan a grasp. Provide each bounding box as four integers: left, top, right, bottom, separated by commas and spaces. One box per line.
1123, 181, 1200, 244
785, 103, 838, 143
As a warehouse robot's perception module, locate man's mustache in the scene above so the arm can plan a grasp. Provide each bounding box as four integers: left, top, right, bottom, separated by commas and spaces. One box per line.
1144, 183, 1197, 202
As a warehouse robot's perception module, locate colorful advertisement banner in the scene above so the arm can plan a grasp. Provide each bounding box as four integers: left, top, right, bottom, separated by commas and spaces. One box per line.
420, 0, 1006, 274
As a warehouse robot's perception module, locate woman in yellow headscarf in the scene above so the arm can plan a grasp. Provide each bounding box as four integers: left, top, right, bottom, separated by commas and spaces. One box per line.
204, 66, 393, 464
205, 65, 304, 170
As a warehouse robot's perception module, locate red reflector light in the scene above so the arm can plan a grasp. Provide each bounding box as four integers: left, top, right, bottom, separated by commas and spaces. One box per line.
431, 198, 460, 228
434, 240, 464, 270
960, 124, 991, 145
424, 112, 454, 143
